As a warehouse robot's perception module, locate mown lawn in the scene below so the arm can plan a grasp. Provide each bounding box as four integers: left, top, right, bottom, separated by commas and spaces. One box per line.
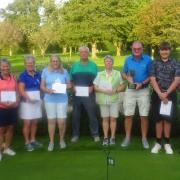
1, 136, 180, 180
0, 53, 127, 75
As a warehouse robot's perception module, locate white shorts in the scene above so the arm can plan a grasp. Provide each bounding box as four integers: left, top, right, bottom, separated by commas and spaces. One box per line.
44, 102, 68, 120
19, 101, 42, 120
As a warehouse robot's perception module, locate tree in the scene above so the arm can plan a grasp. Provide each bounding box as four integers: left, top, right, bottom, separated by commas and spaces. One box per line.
0, 21, 22, 56
57, 0, 150, 57
29, 24, 56, 56
56, 0, 107, 59
132, 0, 180, 54
2, 0, 42, 53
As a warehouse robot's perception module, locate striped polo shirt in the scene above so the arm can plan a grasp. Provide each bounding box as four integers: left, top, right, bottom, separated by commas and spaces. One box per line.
70, 60, 98, 86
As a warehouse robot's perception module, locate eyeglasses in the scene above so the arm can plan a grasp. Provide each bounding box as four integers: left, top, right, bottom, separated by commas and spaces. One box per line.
132, 48, 142, 51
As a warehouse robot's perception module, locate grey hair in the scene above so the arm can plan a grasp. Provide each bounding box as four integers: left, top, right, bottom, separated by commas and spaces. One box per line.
0, 58, 11, 74
104, 55, 114, 63
24, 55, 35, 63
132, 41, 143, 48
0, 58, 11, 67
79, 46, 89, 53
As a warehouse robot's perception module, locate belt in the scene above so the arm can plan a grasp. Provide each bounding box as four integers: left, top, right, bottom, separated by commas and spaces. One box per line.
128, 83, 149, 89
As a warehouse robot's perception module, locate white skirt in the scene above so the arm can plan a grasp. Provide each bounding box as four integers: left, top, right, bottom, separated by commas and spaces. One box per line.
19, 101, 42, 120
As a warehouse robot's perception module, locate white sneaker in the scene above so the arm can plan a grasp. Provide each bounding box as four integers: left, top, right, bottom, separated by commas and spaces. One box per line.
164, 144, 173, 155
71, 136, 79, 143
48, 142, 54, 152
94, 136, 100, 142
142, 138, 149, 149
102, 138, 109, 146
151, 143, 161, 154
121, 137, 130, 147
3, 148, 16, 156
60, 140, 66, 149
0, 152, 2, 161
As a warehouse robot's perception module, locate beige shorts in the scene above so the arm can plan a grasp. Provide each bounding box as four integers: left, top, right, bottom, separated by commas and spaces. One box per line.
100, 102, 119, 118
123, 88, 150, 116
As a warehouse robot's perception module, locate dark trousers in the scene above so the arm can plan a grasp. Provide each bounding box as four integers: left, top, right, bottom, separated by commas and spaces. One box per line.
72, 94, 99, 137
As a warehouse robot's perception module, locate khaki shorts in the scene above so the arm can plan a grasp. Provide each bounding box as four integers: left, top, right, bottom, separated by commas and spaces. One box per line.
123, 88, 150, 116
100, 102, 119, 118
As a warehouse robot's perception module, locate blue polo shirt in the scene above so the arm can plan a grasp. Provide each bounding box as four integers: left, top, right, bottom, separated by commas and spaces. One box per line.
18, 70, 41, 91
41, 68, 70, 103
123, 54, 152, 83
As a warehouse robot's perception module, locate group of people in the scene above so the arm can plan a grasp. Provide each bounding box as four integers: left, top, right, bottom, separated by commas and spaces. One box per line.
0, 41, 180, 161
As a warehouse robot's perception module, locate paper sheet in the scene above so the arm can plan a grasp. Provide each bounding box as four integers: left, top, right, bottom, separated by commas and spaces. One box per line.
160, 101, 172, 116
1, 91, 16, 102
26, 91, 41, 101
52, 83, 67, 94
99, 81, 112, 90
75, 86, 89, 97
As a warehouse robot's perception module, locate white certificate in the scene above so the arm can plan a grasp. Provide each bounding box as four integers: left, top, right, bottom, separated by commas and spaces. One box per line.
26, 91, 40, 101
160, 101, 172, 116
75, 86, 89, 97
52, 83, 67, 94
1, 91, 16, 102
99, 81, 112, 90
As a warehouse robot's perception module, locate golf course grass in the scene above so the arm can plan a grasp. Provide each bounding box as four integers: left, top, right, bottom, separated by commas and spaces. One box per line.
0, 51, 180, 180
1, 135, 180, 180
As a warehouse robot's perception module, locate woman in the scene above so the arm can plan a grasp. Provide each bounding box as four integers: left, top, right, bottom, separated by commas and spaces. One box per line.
19, 55, 42, 152
0, 59, 19, 161
94, 55, 125, 145
41, 54, 71, 151
150, 42, 180, 154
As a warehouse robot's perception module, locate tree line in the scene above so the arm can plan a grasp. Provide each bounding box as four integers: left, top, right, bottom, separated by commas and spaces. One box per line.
0, 0, 179, 58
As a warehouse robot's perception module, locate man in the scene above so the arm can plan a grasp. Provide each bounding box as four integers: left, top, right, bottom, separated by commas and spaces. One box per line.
70, 46, 100, 142
150, 42, 180, 154
121, 41, 152, 149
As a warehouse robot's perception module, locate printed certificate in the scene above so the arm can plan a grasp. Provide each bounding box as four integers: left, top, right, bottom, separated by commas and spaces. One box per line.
75, 86, 89, 97
26, 91, 41, 101
160, 101, 172, 116
52, 83, 67, 94
1, 91, 16, 102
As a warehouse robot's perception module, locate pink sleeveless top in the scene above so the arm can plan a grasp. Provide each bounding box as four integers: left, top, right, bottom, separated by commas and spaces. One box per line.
0, 75, 18, 109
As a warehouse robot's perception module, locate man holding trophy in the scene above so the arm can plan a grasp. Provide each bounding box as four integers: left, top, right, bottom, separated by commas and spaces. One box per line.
121, 41, 152, 149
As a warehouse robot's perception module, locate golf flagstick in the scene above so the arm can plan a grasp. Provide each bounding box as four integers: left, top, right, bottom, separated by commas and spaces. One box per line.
104, 145, 115, 180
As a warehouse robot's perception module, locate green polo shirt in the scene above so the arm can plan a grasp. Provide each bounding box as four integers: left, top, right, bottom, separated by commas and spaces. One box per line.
70, 60, 98, 86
